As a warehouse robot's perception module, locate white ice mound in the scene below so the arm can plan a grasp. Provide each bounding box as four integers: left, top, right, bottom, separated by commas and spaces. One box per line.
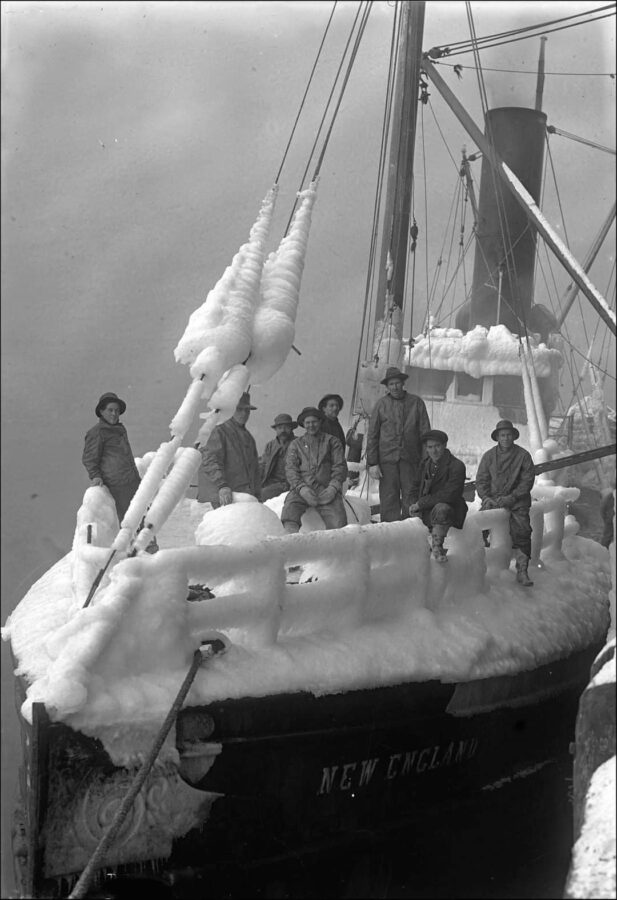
195, 497, 285, 546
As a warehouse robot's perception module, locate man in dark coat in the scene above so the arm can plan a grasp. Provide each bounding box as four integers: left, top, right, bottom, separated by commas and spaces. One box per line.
82, 392, 141, 524
409, 430, 468, 562
475, 419, 536, 586
281, 407, 348, 533
260, 413, 297, 501
318, 393, 346, 449
198, 392, 261, 507
366, 366, 431, 522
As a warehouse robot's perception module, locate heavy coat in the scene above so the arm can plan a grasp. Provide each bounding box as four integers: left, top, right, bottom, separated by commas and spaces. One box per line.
410, 449, 468, 529
82, 421, 141, 487
198, 417, 261, 504
285, 432, 348, 493
260, 436, 294, 488
366, 392, 431, 468
475, 444, 535, 509
320, 416, 346, 450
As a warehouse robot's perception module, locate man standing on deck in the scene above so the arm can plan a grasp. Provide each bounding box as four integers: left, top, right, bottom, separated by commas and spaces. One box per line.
475, 419, 536, 586
366, 366, 431, 522
409, 430, 468, 562
260, 413, 297, 501
197, 392, 261, 507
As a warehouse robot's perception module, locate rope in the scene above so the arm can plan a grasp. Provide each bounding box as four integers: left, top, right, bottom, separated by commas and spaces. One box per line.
284, 1, 371, 235
69, 641, 223, 899
274, 1, 339, 184
437, 62, 617, 78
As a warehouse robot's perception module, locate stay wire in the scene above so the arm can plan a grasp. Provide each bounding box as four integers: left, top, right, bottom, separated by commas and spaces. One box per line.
351, 0, 400, 410
274, 1, 339, 185
443, 12, 616, 58
431, 4, 615, 54
283, 0, 368, 235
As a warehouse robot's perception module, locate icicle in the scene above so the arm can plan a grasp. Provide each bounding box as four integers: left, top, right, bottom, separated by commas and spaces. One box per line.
520, 346, 543, 453
169, 378, 209, 438
174, 186, 278, 376
117, 438, 182, 535
134, 448, 202, 550
246, 180, 318, 384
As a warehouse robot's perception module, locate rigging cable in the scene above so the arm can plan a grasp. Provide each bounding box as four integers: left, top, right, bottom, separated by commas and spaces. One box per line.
283, 0, 370, 234
546, 125, 616, 157
274, 1, 338, 184
351, 0, 402, 412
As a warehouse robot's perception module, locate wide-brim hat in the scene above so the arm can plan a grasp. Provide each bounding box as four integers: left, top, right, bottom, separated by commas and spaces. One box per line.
272, 413, 297, 429
95, 392, 126, 417
236, 392, 257, 410
381, 366, 409, 386
318, 393, 344, 412
491, 419, 520, 441
422, 429, 449, 445
297, 406, 324, 428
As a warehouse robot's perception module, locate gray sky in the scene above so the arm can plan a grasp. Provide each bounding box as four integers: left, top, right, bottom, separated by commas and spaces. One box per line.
0, 3, 615, 891
1, 0, 614, 592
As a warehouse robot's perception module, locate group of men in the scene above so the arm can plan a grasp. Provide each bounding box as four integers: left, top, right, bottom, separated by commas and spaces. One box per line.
84, 369, 537, 586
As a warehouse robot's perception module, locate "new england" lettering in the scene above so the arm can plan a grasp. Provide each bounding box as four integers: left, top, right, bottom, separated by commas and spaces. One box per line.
317, 737, 479, 795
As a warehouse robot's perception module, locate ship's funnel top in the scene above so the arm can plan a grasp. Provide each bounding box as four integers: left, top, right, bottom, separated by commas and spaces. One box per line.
456, 107, 556, 340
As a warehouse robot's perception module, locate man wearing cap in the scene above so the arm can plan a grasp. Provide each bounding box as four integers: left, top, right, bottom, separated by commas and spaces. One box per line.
260, 413, 297, 501
366, 366, 431, 522
409, 430, 468, 562
281, 407, 348, 533
82, 392, 142, 523
475, 420, 536, 586
198, 392, 261, 507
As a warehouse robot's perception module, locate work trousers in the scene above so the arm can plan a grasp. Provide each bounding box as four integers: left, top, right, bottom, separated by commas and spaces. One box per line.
379, 460, 417, 522
481, 499, 532, 558
281, 490, 347, 530
419, 502, 455, 534
108, 478, 140, 524
261, 481, 288, 501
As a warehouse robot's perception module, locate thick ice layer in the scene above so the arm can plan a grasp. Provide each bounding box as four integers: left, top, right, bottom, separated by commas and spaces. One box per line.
2, 499, 611, 767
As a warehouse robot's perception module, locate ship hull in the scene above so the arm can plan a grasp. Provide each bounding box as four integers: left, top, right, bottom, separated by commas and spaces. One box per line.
12, 642, 601, 898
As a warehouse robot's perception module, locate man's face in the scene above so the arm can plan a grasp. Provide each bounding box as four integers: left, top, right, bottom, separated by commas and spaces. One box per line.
426, 439, 446, 463
100, 402, 121, 425
323, 399, 340, 418
233, 407, 250, 426
275, 423, 293, 441
386, 378, 405, 399
497, 429, 515, 451
303, 416, 321, 436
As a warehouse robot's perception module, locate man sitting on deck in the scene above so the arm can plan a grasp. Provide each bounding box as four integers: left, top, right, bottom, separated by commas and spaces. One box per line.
281, 406, 347, 533
260, 413, 297, 501
475, 419, 536, 587
409, 430, 468, 562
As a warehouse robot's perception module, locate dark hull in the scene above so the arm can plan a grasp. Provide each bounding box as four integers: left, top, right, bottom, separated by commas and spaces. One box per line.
13, 643, 601, 899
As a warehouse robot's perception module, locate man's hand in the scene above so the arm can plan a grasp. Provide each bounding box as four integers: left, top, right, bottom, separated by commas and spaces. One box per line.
218, 487, 233, 506
299, 486, 318, 507
409, 502, 421, 516
481, 497, 499, 510
317, 485, 337, 505
497, 495, 515, 509
90, 477, 104, 487
369, 465, 382, 480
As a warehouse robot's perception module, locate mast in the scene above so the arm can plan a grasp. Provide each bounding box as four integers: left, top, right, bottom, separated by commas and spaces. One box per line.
374, 1, 426, 341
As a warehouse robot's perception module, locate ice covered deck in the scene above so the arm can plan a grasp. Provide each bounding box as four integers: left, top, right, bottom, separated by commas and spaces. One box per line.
2, 483, 611, 766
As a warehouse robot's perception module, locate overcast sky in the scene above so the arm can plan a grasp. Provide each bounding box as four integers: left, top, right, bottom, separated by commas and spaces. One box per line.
1, 0, 615, 595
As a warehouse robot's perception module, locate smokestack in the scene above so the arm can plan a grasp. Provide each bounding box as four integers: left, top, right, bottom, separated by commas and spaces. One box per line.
456, 107, 548, 335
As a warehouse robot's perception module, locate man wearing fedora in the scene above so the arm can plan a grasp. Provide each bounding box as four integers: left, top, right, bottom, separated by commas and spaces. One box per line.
281, 407, 347, 533
318, 393, 346, 449
198, 392, 261, 507
366, 366, 431, 522
476, 420, 536, 586
260, 413, 297, 501
409, 430, 468, 562
83, 392, 142, 524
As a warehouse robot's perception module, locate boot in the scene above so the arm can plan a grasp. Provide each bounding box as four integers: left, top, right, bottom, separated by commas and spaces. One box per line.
515, 551, 533, 586
431, 531, 448, 563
